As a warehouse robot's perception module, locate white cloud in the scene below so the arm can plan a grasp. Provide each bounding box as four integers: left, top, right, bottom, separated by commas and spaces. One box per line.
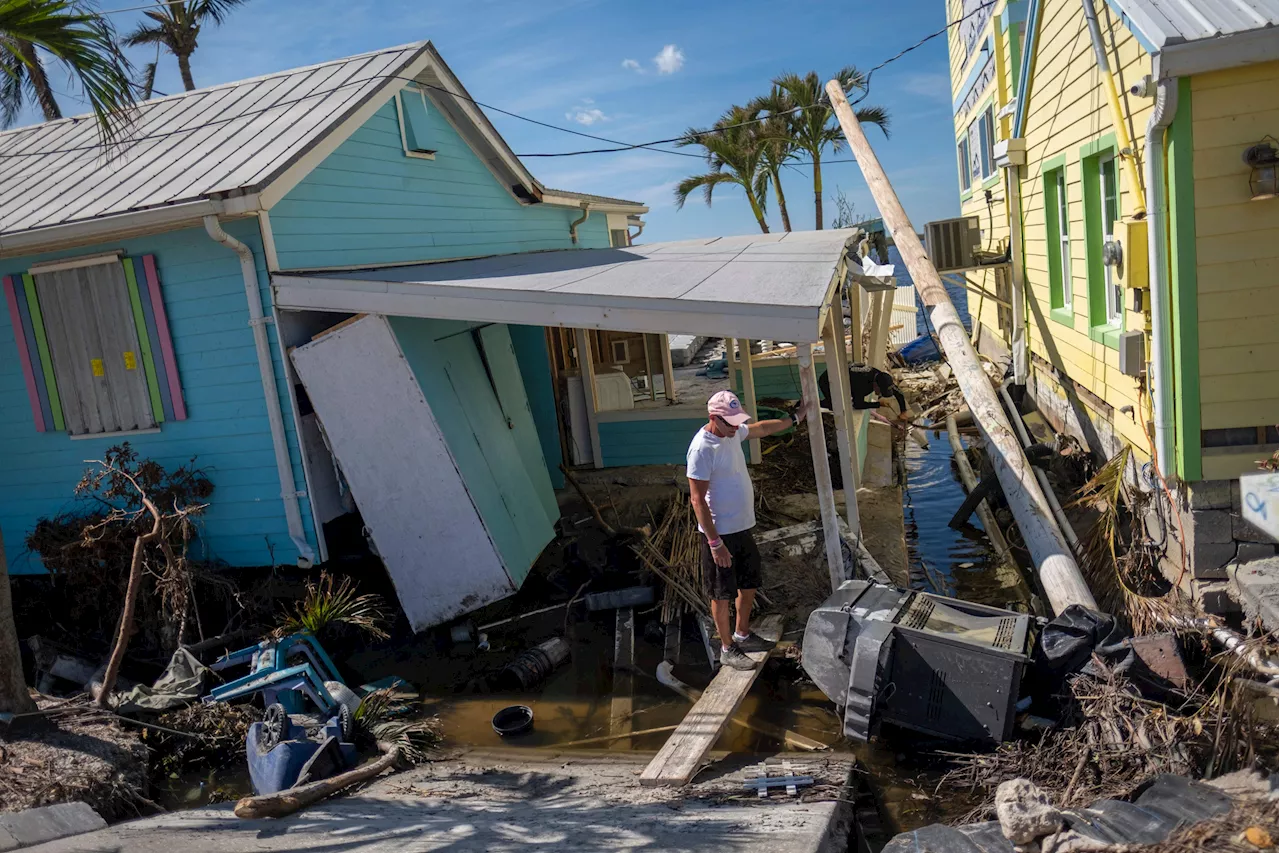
621, 58, 643, 72
566, 106, 608, 126
653, 44, 684, 74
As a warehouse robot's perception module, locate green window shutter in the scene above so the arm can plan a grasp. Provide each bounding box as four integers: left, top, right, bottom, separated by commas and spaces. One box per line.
400, 90, 433, 154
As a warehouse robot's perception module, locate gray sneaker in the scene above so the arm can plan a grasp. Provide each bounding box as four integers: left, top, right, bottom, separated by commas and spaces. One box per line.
732, 632, 775, 653
719, 644, 756, 671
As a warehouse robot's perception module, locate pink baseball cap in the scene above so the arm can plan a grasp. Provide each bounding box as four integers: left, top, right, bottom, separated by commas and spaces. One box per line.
707, 390, 752, 426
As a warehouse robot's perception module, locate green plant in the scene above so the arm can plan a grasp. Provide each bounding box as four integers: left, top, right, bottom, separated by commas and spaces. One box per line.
277, 573, 389, 641
354, 687, 439, 765
122, 0, 250, 91
674, 105, 772, 234
0, 0, 134, 135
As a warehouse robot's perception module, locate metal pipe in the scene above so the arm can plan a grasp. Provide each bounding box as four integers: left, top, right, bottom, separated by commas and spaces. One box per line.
569, 203, 591, 245
798, 343, 846, 591
1144, 78, 1179, 479
1082, 0, 1146, 213
1000, 380, 1083, 555
827, 79, 1096, 615
203, 216, 315, 566
1006, 169, 1029, 384
627, 219, 645, 244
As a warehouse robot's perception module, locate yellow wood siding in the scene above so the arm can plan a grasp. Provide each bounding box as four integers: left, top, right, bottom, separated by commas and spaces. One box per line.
1191, 64, 1279, 451
1015, 0, 1153, 452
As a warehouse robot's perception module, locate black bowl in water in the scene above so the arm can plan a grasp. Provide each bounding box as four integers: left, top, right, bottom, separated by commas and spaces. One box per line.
491, 704, 534, 737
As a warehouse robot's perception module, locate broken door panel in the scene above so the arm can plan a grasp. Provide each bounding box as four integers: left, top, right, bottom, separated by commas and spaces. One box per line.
289, 314, 511, 631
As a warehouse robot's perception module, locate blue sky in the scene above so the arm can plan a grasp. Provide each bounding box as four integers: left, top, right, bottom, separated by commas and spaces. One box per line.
27, 0, 962, 243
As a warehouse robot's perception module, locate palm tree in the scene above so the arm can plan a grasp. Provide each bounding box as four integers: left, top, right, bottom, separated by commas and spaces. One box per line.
771, 68, 889, 230
123, 0, 249, 92
0, 0, 133, 133
751, 86, 799, 232
674, 105, 771, 234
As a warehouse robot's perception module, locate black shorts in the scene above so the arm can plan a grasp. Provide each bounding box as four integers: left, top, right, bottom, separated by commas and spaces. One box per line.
700, 528, 763, 600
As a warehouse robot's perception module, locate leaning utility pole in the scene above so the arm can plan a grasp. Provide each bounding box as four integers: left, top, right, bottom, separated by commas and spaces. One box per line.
826, 80, 1097, 615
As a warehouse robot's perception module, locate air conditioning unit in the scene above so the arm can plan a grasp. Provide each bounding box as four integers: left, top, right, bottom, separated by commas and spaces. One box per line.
924, 217, 982, 272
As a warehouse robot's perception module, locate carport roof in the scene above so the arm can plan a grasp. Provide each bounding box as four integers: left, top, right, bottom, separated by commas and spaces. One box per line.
273, 230, 859, 342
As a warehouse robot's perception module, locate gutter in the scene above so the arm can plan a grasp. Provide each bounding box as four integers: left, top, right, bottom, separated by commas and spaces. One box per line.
1143, 78, 1178, 478
202, 215, 316, 567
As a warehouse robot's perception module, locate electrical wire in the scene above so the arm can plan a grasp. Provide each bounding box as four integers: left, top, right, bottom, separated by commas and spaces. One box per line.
3, 0, 998, 161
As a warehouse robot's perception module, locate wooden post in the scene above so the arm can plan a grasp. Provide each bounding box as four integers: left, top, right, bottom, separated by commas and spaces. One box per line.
610, 606, 635, 748
865, 291, 884, 368
850, 281, 864, 363
661, 334, 676, 402
798, 343, 846, 591
738, 338, 762, 465
873, 286, 895, 369
575, 328, 604, 469
822, 296, 861, 536
827, 79, 1095, 614
643, 333, 656, 401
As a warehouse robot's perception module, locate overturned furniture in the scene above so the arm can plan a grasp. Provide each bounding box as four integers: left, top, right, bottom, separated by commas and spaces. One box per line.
803, 580, 1030, 743
247, 703, 357, 796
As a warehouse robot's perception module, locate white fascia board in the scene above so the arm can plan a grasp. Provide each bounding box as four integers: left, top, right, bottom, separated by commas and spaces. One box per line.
1155, 29, 1280, 78
541, 194, 650, 214
272, 274, 824, 342
258, 48, 436, 209
0, 199, 224, 260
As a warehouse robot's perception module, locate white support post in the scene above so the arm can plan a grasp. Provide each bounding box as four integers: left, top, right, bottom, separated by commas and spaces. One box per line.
798, 343, 846, 591
865, 290, 884, 368
738, 338, 762, 465
643, 333, 657, 401
822, 297, 861, 536
576, 328, 604, 469
850, 281, 864, 364
661, 334, 677, 402
875, 286, 896, 369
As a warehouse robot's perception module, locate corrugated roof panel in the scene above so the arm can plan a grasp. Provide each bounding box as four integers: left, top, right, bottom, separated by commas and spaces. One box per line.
1114, 0, 1277, 47
0, 43, 428, 237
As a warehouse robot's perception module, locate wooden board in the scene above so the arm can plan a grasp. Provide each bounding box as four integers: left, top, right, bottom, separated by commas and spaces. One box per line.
609, 607, 635, 748
639, 615, 784, 787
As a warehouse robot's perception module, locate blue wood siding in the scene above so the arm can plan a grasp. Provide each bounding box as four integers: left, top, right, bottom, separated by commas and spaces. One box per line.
269, 98, 610, 270
507, 324, 564, 489
0, 220, 316, 573
732, 357, 829, 402
598, 418, 712, 468
389, 317, 554, 584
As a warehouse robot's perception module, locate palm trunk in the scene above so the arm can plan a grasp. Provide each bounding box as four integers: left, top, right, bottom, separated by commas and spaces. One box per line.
177, 51, 196, 91
813, 157, 824, 230
0, 528, 36, 714
748, 195, 770, 234
17, 41, 61, 121
771, 167, 792, 232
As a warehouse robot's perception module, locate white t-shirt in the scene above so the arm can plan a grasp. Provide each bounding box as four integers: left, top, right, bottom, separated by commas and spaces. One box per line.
686, 424, 755, 535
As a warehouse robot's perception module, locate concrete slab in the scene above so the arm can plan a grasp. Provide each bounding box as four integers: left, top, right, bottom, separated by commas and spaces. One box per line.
1229, 556, 1279, 632
25, 750, 857, 853
0, 802, 105, 851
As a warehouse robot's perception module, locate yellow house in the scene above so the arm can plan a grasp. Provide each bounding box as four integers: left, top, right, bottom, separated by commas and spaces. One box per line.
944, 0, 1278, 598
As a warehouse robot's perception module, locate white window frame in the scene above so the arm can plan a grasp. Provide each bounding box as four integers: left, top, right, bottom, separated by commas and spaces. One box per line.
611, 339, 630, 364
1099, 152, 1121, 325
958, 137, 971, 191
394, 87, 436, 161
1056, 170, 1072, 310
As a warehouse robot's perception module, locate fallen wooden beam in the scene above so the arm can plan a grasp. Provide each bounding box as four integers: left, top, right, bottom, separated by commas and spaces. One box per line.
639, 615, 784, 787
609, 607, 635, 748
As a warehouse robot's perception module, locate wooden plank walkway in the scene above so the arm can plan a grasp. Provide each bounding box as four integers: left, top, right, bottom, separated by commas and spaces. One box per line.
639, 615, 784, 787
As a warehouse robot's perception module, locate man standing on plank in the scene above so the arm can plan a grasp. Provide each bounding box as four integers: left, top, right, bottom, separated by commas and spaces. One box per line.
687, 390, 804, 670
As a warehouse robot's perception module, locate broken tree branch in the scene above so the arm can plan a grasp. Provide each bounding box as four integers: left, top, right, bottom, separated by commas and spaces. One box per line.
95, 487, 161, 709
234, 742, 401, 819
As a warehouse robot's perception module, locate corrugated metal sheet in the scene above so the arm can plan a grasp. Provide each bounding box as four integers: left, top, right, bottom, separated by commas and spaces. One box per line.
1112, 0, 1277, 48
0, 43, 428, 238
35, 264, 154, 435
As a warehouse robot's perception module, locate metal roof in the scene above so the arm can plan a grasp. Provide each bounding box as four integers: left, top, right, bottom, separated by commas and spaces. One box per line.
542, 188, 647, 208
0, 43, 428, 239
1112, 0, 1276, 47
273, 230, 858, 342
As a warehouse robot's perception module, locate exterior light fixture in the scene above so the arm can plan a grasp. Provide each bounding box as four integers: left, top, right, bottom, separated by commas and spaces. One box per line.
1243, 139, 1278, 200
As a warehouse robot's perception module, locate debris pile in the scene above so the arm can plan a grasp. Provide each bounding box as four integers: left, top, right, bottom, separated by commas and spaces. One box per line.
632, 496, 707, 621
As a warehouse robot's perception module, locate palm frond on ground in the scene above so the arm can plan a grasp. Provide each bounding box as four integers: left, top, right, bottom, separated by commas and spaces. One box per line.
276, 573, 390, 640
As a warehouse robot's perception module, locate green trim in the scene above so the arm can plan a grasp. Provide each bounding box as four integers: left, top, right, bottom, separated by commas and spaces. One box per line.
121, 257, 165, 423
1040, 153, 1066, 176
1043, 162, 1072, 324
982, 172, 1002, 190
1168, 77, 1201, 482
22, 273, 63, 431
960, 189, 974, 202
1079, 132, 1120, 345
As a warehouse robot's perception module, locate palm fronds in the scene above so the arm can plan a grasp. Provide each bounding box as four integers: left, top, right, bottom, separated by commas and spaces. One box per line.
276, 573, 389, 640
354, 687, 439, 765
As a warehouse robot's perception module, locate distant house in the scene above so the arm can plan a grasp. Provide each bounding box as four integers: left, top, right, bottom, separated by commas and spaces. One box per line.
942, 0, 1277, 595
1, 41, 871, 629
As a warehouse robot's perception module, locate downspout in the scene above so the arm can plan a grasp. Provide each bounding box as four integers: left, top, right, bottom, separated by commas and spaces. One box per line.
569, 203, 591, 245
203, 215, 316, 567
1082, 0, 1146, 213
1143, 78, 1178, 478
627, 218, 645, 244
1006, 167, 1028, 385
